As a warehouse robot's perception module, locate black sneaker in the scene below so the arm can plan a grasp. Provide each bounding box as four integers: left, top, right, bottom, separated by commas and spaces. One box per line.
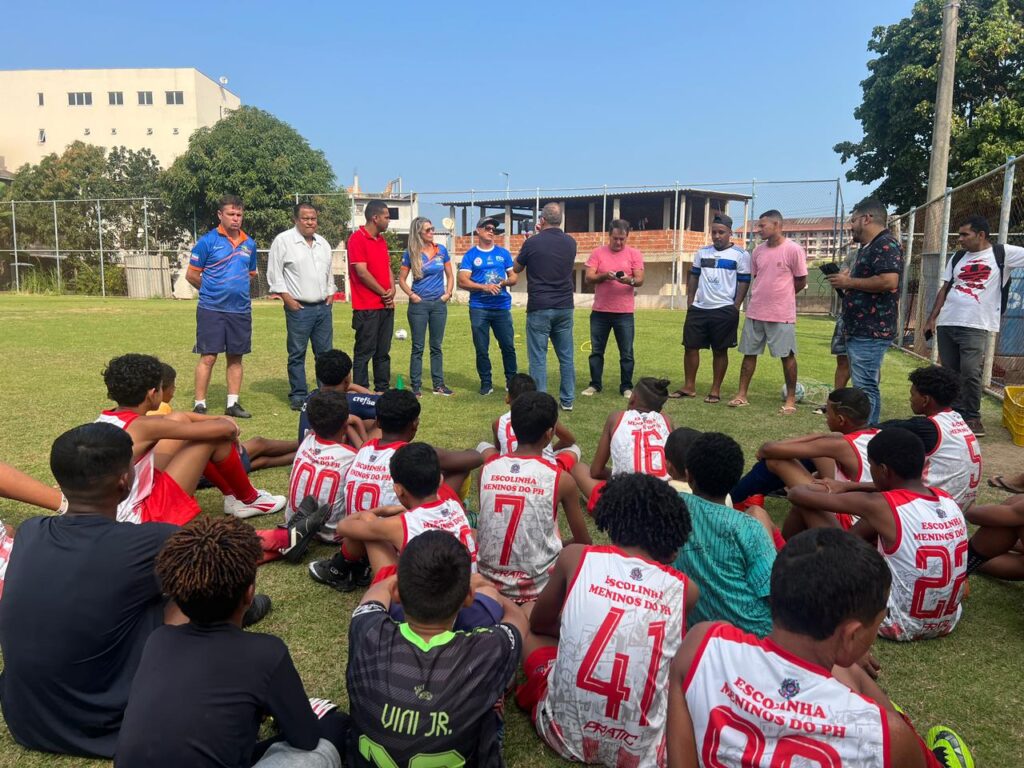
308, 553, 357, 592
225, 403, 252, 419
282, 495, 332, 564
965, 417, 985, 437
352, 558, 373, 588
289, 398, 305, 411
242, 594, 272, 627
193, 403, 207, 414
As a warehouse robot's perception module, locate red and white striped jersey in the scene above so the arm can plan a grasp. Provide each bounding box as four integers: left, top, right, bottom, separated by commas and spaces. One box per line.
609, 410, 671, 478
877, 488, 967, 642
286, 433, 357, 528
95, 410, 154, 524
401, 497, 477, 572
924, 409, 981, 510
496, 411, 556, 460
536, 546, 688, 768
344, 439, 406, 516
477, 454, 561, 601
835, 428, 879, 483
684, 622, 888, 767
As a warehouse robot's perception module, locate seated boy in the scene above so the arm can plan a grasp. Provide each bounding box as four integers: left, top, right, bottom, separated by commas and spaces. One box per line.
98, 353, 284, 523
666, 527, 973, 768
0, 423, 178, 758
116, 517, 349, 768
788, 428, 968, 641
309, 389, 483, 590
673, 432, 778, 637
963, 494, 1024, 580
493, 373, 580, 470
346, 531, 527, 768
298, 349, 378, 440
478, 391, 591, 602
517, 473, 698, 767
570, 376, 673, 514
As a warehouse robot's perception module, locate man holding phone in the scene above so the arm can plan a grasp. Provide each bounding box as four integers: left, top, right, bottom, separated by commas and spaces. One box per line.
582, 219, 644, 398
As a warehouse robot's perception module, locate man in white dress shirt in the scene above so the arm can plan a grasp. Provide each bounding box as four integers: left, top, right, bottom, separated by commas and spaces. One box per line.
267, 203, 337, 410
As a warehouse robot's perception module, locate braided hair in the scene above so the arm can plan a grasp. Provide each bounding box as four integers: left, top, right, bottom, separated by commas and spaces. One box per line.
593, 473, 692, 563
156, 517, 262, 624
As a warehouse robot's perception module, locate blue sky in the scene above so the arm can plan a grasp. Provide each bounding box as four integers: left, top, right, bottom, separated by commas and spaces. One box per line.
1, 0, 914, 207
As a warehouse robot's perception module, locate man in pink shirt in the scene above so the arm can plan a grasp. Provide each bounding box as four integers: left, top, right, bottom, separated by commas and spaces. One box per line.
729, 210, 808, 413
347, 200, 396, 391
581, 219, 645, 398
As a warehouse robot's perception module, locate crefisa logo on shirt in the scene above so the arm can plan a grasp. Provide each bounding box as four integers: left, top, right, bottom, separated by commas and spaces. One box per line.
778, 678, 801, 700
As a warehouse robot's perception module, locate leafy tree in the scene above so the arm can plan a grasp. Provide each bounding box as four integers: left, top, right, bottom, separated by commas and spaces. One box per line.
835, 0, 1024, 211
162, 106, 351, 248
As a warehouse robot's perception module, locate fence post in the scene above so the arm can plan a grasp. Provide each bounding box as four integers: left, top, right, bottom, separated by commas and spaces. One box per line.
53, 201, 61, 294
671, 184, 679, 310
898, 207, 916, 346
983, 155, 1017, 387
10, 201, 18, 292
143, 196, 150, 296
469, 190, 475, 248
534, 187, 540, 232
97, 200, 106, 297
931, 188, 953, 363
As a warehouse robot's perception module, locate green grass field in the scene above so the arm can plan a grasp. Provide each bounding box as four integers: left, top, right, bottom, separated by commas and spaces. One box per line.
0, 295, 1020, 767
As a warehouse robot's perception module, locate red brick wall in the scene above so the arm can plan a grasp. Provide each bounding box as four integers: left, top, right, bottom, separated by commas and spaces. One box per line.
452, 229, 713, 260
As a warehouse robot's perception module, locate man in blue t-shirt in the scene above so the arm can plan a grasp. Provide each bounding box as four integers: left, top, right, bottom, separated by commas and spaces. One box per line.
457, 217, 519, 395
186, 195, 258, 419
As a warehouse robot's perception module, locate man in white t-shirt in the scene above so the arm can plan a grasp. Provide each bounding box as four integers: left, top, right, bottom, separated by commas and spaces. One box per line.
672, 213, 750, 403
924, 215, 1024, 437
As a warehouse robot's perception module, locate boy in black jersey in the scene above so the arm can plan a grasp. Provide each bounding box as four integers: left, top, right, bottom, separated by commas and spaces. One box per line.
346, 530, 528, 767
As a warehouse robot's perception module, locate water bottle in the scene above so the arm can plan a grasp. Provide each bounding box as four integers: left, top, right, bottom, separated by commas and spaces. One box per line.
396, 374, 405, 390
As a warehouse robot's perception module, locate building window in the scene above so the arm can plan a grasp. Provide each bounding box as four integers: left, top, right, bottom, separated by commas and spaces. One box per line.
38, 129, 46, 143
67, 91, 92, 106
388, 207, 400, 220
172, 127, 179, 135
138, 91, 153, 106
108, 91, 123, 105
37, 92, 44, 106
146, 128, 153, 135
165, 90, 184, 105
111, 128, 117, 135
84, 128, 90, 136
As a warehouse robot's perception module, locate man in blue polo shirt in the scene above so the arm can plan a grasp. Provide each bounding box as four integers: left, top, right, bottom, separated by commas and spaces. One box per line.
186, 195, 258, 418
458, 216, 518, 395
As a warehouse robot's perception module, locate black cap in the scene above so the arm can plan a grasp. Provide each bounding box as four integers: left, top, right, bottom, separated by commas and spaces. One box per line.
712, 213, 733, 229
476, 216, 504, 234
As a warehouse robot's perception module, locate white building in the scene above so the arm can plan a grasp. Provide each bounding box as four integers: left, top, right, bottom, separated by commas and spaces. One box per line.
0, 68, 241, 170
346, 174, 418, 236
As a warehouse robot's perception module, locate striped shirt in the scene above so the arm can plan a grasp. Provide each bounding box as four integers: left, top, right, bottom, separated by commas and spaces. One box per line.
691, 244, 751, 310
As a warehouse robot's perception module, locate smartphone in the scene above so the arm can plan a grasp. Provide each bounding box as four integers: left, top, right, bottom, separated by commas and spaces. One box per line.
615, 271, 625, 278
819, 262, 841, 276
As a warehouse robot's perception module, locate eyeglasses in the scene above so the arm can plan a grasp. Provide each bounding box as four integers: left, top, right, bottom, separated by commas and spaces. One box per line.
422, 227, 434, 233
481, 225, 496, 232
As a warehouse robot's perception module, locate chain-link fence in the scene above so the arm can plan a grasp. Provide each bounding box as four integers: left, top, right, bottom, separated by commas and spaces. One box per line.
889, 154, 1024, 386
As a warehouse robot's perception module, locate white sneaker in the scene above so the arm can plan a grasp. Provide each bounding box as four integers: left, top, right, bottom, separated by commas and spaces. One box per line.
623, 389, 633, 399
581, 386, 598, 396
225, 490, 286, 519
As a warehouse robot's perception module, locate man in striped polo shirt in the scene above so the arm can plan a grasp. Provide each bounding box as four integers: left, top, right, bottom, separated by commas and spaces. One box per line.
672, 213, 751, 403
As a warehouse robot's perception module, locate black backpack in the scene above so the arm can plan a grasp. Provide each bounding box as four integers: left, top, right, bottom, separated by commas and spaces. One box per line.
944, 243, 1009, 314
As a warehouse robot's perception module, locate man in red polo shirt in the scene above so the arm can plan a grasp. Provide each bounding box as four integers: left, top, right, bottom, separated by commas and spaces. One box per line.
348, 200, 395, 391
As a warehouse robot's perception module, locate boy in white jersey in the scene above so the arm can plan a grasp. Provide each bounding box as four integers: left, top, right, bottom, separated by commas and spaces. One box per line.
788, 428, 968, 642
97, 354, 284, 525
308, 389, 483, 591
492, 374, 579, 471
571, 377, 673, 514
666, 527, 972, 768
478, 391, 591, 603
516, 473, 698, 768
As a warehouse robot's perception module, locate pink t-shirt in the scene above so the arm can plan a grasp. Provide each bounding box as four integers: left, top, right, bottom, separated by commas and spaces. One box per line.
586, 245, 644, 313
746, 239, 808, 323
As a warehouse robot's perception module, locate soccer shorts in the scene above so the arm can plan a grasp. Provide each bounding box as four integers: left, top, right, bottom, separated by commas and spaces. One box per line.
194, 307, 252, 356
138, 469, 201, 526
683, 305, 741, 351
737, 318, 797, 357
515, 645, 558, 719
586, 481, 607, 515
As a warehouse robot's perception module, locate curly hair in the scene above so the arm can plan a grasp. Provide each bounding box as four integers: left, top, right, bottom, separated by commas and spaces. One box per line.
908, 365, 960, 407
306, 390, 350, 439
376, 389, 421, 435
103, 353, 163, 406
685, 432, 744, 498
593, 473, 692, 563
507, 373, 538, 402
156, 517, 262, 624
314, 350, 353, 387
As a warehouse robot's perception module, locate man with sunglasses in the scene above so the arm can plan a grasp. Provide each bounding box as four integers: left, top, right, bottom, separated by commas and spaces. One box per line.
458, 217, 519, 395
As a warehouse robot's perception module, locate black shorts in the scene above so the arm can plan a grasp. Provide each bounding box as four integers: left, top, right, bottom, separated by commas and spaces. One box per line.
194, 307, 252, 355
683, 305, 740, 350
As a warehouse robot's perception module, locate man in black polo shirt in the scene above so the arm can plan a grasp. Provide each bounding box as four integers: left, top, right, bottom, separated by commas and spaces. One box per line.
514, 202, 578, 410
826, 196, 903, 424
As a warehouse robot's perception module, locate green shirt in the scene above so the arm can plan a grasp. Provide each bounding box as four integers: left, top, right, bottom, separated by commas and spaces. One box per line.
672, 493, 776, 637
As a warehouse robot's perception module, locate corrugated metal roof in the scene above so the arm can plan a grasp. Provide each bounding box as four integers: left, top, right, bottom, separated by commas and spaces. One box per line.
438, 187, 752, 207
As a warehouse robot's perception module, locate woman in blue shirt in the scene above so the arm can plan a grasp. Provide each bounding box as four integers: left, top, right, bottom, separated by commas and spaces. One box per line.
398, 217, 455, 395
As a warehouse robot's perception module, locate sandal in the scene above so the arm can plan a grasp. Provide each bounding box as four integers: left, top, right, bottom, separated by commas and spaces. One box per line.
703, 394, 721, 404
988, 475, 1024, 494
778, 405, 797, 415
668, 389, 697, 399
727, 398, 750, 408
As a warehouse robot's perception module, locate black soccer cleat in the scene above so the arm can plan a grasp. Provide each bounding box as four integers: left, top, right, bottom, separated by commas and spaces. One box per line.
308, 553, 358, 592
225, 402, 252, 419
282, 495, 332, 565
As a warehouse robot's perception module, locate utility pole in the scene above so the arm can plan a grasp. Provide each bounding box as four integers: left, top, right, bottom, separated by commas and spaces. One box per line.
916, 0, 960, 354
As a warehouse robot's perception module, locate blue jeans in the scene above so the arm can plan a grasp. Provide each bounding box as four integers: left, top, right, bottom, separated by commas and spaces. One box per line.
284, 302, 333, 400
589, 311, 634, 394
526, 308, 576, 406
407, 299, 447, 391
845, 336, 892, 425
469, 307, 517, 390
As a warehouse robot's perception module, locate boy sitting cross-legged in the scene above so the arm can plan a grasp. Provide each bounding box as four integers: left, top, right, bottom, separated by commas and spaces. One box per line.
346, 530, 528, 768
493, 373, 580, 470
516, 473, 698, 768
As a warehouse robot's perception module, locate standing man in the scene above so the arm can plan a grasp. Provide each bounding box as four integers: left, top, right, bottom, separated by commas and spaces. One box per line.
187, 195, 257, 419
728, 210, 807, 413
925, 215, 1024, 436
827, 197, 903, 426
514, 202, 577, 411
458, 216, 518, 395
347, 200, 395, 392
672, 213, 750, 403
267, 203, 336, 411
581, 219, 644, 398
